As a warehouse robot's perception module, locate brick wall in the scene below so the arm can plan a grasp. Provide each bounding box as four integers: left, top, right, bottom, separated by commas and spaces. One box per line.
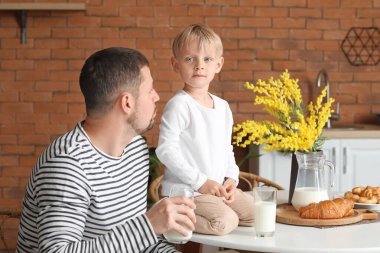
1, 0, 380, 250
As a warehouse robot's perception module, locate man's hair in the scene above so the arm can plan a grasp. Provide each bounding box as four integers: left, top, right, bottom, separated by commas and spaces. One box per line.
172, 24, 223, 58
79, 47, 149, 116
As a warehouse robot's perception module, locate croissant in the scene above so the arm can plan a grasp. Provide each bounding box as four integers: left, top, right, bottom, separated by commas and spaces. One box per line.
299, 198, 354, 219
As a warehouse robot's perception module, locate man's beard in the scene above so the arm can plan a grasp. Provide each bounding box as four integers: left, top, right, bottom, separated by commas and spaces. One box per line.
128, 109, 156, 135
140, 116, 155, 134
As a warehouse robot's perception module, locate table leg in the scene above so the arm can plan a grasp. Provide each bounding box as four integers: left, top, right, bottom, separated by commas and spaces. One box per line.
176, 241, 201, 253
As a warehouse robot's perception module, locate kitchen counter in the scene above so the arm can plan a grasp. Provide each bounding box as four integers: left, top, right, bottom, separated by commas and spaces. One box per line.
323, 124, 380, 138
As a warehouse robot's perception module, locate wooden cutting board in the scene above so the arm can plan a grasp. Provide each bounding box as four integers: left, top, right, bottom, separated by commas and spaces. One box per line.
276, 204, 378, 226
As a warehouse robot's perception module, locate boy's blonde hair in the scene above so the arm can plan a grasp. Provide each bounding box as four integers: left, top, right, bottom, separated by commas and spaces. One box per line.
172, 24, 223, 58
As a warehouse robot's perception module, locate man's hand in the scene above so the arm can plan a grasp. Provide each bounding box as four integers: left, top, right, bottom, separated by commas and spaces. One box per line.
146, 197, 196, 236
198, 179, 228, 198
223, 178, 237, 204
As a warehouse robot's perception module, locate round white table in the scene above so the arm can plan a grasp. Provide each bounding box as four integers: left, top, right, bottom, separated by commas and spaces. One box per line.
190, 191, 380, 253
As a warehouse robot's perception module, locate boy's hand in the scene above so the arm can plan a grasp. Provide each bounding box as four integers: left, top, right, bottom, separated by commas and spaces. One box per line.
223, 178, 237, 204
146, 196, 196, 236
198, 179, 228, 197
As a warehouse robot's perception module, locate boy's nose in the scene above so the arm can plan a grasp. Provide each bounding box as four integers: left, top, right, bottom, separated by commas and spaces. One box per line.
195, 63, 204, 70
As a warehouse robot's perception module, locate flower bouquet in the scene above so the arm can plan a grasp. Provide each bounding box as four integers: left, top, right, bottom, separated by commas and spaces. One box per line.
233, 69, 335, 203
233, 69, 334, 153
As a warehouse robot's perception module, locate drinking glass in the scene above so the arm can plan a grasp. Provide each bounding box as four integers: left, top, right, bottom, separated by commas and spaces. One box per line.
253, 186, 277, 237
163, 184, 194, 244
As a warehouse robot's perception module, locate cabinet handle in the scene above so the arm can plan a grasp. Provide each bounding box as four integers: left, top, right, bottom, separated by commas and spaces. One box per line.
332, 147, 336, 166
343, 147, 347, 174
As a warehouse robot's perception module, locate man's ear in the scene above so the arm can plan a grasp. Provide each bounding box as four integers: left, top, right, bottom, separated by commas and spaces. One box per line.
171, 56, 179, 73
120, 92, 135, 114
215, 56, 224, 74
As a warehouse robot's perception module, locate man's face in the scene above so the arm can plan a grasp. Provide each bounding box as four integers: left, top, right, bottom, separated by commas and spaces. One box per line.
129, 66, 160, 134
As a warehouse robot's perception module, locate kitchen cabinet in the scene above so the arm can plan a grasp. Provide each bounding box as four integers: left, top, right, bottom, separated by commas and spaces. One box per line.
324, 139, 380, 191
258, 138, 380, 193
258, 149, 292, 190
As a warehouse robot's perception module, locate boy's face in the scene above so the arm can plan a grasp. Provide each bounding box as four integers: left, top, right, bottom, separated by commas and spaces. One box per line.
171, 39, 224, 90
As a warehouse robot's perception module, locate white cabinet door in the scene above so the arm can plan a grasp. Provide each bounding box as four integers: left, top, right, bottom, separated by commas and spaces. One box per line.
340, 139, 380, 191
258, 149, 291, 190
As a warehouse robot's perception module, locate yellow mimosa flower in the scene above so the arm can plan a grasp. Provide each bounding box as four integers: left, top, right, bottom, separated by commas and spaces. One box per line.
233, 69, 335, 152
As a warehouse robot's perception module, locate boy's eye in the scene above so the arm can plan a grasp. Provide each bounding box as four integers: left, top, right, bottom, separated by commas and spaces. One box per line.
185, 57, 193, 63
204, 57, 213, 62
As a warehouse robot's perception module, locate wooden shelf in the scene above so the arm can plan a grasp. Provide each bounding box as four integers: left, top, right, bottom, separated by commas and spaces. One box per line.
0, 3, 86, 10
0, 3, 86, 44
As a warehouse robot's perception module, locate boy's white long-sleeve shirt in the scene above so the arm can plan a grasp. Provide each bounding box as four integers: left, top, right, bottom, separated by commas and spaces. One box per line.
156, 90, 239, 196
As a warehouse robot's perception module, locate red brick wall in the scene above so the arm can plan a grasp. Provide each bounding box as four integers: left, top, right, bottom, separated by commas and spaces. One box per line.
1, 0, 380, 250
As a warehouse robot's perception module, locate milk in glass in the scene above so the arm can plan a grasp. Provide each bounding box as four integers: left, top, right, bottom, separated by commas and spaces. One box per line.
253, 186, 277, 237
254, 201, 276, 236
163, 184, 194, 244
163, 230, 192, 244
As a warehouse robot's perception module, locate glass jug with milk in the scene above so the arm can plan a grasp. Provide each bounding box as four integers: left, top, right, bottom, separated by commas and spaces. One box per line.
291, 151, 335, 211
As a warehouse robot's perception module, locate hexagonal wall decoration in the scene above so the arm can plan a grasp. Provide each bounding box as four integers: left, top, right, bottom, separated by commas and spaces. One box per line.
340, 27, 380, 66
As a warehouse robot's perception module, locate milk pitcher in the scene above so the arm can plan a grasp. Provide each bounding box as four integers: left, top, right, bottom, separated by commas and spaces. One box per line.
291, 151, 335, 211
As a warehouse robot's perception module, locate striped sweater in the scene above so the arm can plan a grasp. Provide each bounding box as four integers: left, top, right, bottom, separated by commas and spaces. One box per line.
16, 123, 177, 253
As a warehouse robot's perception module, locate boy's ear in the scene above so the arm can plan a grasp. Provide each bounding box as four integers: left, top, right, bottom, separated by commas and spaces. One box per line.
171, 56, 179, 73
215, 56, 224, 74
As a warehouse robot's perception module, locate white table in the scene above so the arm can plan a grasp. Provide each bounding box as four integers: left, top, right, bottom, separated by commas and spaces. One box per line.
190, 191, 380, 253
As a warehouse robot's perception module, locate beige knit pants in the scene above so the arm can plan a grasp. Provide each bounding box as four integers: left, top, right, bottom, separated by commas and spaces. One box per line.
193, 189, 254, 235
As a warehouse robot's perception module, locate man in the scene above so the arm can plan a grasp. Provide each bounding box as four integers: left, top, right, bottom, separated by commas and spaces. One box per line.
16, 47, 196, 253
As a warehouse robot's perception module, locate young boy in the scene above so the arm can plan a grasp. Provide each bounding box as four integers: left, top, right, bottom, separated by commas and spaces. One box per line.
156, 24, 254, 235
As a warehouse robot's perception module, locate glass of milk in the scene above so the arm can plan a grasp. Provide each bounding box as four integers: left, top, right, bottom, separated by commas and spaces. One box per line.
253, 186, 277, 237
163, 184, 194, 244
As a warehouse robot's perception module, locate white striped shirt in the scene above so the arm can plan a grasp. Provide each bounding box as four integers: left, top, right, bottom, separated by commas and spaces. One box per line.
16, 122, 178, 253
